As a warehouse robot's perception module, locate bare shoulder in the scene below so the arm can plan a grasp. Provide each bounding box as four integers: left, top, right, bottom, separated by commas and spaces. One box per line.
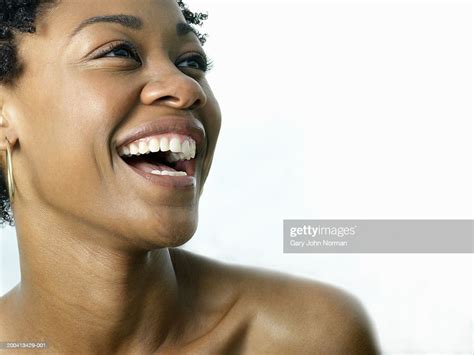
240, 267, 380, 354
171, 249, 380, 354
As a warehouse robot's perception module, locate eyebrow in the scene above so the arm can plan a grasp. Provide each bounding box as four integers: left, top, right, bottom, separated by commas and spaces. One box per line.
176, 22, 195, 37
70, 14, 143, 38
69, 14, 198, 40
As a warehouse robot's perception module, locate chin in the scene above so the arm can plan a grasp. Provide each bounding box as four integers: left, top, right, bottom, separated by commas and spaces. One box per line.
156, 221, 197, 248
128, 209, 198, 249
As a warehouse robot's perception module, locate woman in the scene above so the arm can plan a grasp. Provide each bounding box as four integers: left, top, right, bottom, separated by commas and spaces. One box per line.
0, 0, 379, 353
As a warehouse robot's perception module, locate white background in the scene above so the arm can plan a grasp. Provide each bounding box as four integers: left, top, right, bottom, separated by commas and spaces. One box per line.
1, 1, 473, 354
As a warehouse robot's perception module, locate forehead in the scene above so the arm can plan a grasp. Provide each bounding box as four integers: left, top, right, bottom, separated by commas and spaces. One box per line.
40, 0, 184, 36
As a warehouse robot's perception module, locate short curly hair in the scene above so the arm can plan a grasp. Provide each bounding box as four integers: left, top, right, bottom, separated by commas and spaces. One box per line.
0, 0, 208, 226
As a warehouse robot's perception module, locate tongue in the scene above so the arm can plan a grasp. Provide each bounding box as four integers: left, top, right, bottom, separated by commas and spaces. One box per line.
131, 161, 178, 173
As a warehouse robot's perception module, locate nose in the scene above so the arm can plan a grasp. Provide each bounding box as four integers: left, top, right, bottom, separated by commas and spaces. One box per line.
140, 69, 207, 110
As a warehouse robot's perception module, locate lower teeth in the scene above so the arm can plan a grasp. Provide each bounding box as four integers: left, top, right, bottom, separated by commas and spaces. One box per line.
150, 170, 187, 177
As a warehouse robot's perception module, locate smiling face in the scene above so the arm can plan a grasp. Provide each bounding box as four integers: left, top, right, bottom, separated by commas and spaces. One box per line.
1, 0, 221, 249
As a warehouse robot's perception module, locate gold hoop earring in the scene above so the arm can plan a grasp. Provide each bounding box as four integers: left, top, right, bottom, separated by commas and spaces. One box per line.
4, 137, 14, 202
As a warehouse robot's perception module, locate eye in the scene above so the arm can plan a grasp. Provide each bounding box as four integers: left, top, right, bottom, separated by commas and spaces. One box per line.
177, 54, 214, 73
96, 41, 141, 63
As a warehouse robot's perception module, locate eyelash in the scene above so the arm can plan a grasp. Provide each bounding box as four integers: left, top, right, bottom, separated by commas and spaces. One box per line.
95, 41, 214, 72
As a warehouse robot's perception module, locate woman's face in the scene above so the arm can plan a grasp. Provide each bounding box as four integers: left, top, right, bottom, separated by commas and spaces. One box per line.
4, 0, 221, 248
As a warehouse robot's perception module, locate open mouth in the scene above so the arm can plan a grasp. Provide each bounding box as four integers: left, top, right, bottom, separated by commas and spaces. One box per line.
117, 135, 197, 178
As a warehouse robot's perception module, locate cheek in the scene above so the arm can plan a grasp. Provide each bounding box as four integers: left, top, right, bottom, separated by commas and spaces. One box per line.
200, 87, 222, 185
201, 80, 222, 147
17, 73, 137, 209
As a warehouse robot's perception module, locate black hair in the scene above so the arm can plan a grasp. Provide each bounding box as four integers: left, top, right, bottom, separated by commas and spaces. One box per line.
0, 0, 208, 226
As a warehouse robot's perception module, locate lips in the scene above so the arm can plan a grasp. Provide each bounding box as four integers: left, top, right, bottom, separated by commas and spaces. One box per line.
124, 160, 198, 189
115, 116, 206, 156
114, 115, 205, 188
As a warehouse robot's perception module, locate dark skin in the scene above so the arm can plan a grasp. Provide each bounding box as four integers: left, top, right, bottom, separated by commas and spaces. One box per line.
0, 0, 379, 353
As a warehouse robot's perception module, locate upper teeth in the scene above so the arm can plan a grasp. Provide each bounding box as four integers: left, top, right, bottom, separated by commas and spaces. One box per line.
118, 135, 196, 161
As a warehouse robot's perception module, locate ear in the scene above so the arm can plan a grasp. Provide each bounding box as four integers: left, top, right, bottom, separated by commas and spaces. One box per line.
0, 96, 20, 151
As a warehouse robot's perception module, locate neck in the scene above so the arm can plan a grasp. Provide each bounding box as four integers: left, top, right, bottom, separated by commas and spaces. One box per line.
7, 208, 187, 353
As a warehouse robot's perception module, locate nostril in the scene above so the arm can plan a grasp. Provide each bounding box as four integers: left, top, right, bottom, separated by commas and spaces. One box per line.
160, 96, 202, 110
161, 96, 178, 103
